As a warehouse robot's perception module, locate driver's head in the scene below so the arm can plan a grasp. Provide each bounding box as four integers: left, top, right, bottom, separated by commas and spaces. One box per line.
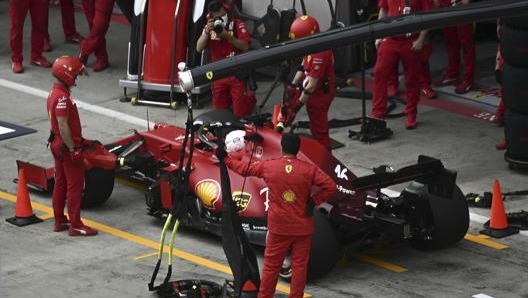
281, 133, 301, 155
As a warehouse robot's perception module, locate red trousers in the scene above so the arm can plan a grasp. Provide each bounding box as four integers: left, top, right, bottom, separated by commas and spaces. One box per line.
306, 89, 334, 151
46, 0, 78, 39
212, 76, 256, 119
9, 0, 48, 62
442, 23, 475, 83
50, 140, 85, 227
372, 38, 421, 118
80, 0, 114, 60
387, 44, 433, 90
258, 232, 312, 298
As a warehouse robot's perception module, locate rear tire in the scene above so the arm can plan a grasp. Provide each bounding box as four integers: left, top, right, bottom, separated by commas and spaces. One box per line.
500, 24, 528, 67
307, 211, 341, 280
503, 16, 528, 30
504, 109, 528, 162
82, 168, 115, 208
502, 62, 528, 114
409, 183, 469, 249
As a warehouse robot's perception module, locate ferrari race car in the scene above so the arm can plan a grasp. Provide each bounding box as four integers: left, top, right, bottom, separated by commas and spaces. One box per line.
18, 109, 469, 280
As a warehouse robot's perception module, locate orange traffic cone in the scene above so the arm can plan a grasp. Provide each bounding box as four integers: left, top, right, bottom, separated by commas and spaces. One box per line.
480, 179, 518, 238
5, 168, 43, 227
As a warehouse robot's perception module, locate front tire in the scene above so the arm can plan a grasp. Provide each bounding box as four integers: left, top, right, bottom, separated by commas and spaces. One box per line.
82, 168, 115, 208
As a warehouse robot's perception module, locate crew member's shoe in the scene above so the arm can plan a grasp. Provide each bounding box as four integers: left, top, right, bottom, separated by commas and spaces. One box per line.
12, 61, 24, 73
433, 75, 457, 86
43, 38, 52, 52
31, 56, 52, 68
69, 224, 98, 236
93, 58, 109, 72
54, 219, 70, 232
65, 32, 85, 44
78, 47, 89, 65
495, 140, 507, 150
454, 81, 472, 94
405, 115, 417, 130
492, 113, 504, 126
421, 87, 437, 99
368, 114, 385, 120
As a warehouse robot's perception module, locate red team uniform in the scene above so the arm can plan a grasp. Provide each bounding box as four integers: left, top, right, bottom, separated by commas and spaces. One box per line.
300, 51, 336, 150
47, 83, 85, 231
225, 151, 335, 298
371, 0, 432, 129
47, 56, 97, 236
437, 0, 475, 93
9, 0, 51, 72
207, 17, 256, 118
79, 0, 115, 71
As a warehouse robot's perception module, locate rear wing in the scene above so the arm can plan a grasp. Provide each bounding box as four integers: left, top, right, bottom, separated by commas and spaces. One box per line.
351, 155, 457, 198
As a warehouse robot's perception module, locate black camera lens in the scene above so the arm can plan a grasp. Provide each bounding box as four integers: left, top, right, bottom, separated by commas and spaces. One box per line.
213, 17, 224, 34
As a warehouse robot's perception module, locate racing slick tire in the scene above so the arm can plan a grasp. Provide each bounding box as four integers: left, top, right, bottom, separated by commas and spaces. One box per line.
306, 211, 342, 280
500, 24, 528, 68
503, 16, 528, 31
502, 61, 528, 114
81, 168, 115, 208
504, 109, 528, 164
408, 183, 469, 250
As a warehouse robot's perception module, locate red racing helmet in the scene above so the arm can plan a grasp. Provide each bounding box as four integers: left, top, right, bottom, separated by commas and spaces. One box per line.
52, 56, 87, 86
289, 15, 320, 40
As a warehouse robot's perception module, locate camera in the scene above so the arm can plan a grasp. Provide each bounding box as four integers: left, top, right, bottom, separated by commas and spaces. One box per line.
213, 17, 224, 34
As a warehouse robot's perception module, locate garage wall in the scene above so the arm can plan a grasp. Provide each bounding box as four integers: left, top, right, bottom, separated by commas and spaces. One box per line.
241, 0, 336, 31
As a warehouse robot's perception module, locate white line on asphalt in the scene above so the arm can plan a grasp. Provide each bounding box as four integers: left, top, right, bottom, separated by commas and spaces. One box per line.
473, 294, 496, 298
0, 78, 154, 128
2, 78, 527, 238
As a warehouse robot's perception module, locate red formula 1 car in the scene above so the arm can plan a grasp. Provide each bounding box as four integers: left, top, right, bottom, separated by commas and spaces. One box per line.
18, 109, 469, 279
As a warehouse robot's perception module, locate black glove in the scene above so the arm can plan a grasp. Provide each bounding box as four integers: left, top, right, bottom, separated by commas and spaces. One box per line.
214, 146, 227, 162
306, 197, 315, 217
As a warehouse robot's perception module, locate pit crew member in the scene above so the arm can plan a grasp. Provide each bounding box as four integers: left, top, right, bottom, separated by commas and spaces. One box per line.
288, 15, 336, 151
219, 132, 336, 298
47, 56, 98, 236
371, 0, 432, 129
196, 0, 256, 119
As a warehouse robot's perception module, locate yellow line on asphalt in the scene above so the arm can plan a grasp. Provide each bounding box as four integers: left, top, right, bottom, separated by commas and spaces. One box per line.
133, 251, 160, 261
464, 233, 509, 250
39, 213, 54, 220
0, 190, 300, 296
349, 253, 408, 273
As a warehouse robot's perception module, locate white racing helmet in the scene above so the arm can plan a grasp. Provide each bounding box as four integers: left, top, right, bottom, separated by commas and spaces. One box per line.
224, 130, 246, 153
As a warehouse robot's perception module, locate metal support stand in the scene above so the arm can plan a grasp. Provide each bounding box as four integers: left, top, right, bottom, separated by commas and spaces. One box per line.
348, 42, 393, 143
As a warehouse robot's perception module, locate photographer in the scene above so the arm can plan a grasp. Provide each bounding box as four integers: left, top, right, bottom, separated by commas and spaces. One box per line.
196, 0, 256, 119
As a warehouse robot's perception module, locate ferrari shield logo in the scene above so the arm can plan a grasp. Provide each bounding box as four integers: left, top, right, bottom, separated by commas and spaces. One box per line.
206, 71, 214, 80
285, 164, 293, 174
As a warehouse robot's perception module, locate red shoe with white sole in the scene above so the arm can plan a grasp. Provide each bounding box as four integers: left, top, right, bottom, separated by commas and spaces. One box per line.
69, 225, 98, 236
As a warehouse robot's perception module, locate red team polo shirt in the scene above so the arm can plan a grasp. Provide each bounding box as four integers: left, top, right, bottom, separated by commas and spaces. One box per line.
225, 156, 336, 236
207, 18, 251, 62
302, 51, 336, 91
47, 83, 83, 146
